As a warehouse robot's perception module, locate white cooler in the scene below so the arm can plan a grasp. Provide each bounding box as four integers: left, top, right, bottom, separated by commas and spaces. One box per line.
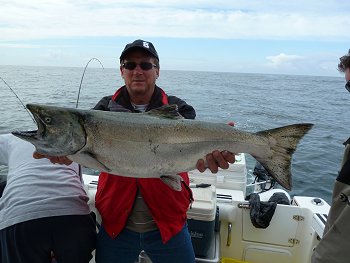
187, 185, 218, 258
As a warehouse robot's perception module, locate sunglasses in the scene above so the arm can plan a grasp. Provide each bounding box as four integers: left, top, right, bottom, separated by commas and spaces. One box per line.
122, 62, 157, 71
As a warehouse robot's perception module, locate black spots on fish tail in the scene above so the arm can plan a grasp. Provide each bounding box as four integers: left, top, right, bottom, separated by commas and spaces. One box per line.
256, 156, 292, 190
286, 148, 296, 155
254, 123, 314, 191
257, 123, 314, 151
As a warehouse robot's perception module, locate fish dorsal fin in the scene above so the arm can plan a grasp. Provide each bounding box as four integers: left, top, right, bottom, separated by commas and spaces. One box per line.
146, 105, 183, 119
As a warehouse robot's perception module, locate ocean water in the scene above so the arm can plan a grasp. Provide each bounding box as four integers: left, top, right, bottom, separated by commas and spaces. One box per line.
0, 65, 348, 203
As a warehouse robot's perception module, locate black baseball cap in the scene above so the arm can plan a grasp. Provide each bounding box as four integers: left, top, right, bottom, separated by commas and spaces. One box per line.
120, 39, 159, 61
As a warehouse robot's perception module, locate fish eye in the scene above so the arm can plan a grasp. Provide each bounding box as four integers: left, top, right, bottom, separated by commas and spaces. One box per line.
44, 117, 52, 124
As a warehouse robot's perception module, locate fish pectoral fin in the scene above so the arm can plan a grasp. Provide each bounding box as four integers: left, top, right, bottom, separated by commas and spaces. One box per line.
71, 152, 111, 172
160, 174, 183, 191
146, 105, 183, 119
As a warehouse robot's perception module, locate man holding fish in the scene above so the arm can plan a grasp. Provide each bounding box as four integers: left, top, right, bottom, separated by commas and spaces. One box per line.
92, 39, 237, 263
33, 39, 236, 263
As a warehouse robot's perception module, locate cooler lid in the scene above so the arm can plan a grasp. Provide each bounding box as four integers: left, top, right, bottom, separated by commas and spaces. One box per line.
187, 185, 217, 221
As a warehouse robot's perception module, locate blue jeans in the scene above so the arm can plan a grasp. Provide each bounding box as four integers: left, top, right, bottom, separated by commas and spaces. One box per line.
96, 224, 195, 263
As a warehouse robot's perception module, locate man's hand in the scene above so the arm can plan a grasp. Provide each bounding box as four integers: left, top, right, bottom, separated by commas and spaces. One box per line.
196, 121, 236, 173
196, 150, 235, 173
33, 152, 72, 165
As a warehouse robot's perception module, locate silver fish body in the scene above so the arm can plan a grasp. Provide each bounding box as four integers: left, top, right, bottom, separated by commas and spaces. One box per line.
12, 104, 313, 190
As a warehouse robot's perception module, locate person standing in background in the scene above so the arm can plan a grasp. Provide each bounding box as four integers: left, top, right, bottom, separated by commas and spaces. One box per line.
311, 50, 350, 263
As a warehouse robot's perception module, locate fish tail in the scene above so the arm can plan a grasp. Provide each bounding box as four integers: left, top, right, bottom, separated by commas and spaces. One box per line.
253, 123, 313, 190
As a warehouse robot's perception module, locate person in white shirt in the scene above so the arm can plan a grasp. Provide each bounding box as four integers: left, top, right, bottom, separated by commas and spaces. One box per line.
0, 134, 96, 263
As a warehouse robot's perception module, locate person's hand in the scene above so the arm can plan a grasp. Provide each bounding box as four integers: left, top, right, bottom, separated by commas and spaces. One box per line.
196, 150, 235, 173
33, 152, 72, 165
196, 121, 236, 173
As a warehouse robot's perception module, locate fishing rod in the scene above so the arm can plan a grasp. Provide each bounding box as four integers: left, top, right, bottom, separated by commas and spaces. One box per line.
0, 77, 36, 123
76, 58, 104, 108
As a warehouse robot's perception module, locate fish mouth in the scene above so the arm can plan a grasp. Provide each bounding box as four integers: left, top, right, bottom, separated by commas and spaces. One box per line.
12, 109, 46, 140
12, 103, 87, 157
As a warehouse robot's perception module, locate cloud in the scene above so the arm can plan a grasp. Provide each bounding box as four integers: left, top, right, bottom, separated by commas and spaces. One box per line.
266, 53, 305, 68
0, 0, 349, 41
263, 52, 341, 76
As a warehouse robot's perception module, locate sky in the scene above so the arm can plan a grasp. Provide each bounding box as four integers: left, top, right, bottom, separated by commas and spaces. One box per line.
1, 0, 350, 76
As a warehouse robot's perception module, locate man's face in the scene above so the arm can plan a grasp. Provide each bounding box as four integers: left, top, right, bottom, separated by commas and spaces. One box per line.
120, 50, 159, 104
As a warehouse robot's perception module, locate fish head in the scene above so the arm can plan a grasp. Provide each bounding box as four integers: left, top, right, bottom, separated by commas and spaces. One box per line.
12, 104, 87, 156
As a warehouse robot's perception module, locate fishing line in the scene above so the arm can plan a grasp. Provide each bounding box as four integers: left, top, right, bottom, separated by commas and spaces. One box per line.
76, 58, 104, 108
0, 77, 36, 123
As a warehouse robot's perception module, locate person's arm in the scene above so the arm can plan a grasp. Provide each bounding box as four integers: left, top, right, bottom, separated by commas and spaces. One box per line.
33, 152, 72, 165
93, 96, 113, 111
168, 95, 196, 120
312, 146, 350, 263
325, 144, 350, 230
0, 135, 9, 194
0, 134, 9, 165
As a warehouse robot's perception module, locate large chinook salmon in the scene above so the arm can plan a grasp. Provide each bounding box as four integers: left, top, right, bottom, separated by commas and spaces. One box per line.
12, 104, 313, 191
